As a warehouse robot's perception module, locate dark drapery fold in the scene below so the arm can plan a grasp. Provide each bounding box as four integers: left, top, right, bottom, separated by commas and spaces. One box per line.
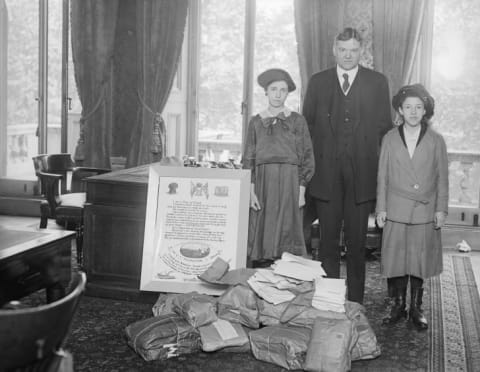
71, 0, 118, 168
372, 0, 433, 98
126, 0, 188, 168
294, 0, 345, 97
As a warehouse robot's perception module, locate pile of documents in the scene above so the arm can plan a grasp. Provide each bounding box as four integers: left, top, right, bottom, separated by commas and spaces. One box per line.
312, 277, 347, 313
272, 252, 326, 281
247, 253, 327, 305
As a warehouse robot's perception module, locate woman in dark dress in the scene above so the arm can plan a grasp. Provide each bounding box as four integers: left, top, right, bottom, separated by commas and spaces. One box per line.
243, 69, 315, 266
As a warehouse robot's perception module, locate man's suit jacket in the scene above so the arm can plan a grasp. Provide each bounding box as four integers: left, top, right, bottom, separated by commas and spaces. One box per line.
376, 126, 449, 224
302, 66, 392, 203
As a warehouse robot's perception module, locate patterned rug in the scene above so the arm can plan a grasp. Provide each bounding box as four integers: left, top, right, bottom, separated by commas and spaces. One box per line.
14, 253, 480, 371
429, 254, 480, 372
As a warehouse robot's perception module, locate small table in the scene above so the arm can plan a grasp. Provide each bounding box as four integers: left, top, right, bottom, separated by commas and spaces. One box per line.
0, 227, 75, 306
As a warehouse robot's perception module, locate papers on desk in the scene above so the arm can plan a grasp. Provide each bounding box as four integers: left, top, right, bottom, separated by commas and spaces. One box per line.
312, 277, 346, 313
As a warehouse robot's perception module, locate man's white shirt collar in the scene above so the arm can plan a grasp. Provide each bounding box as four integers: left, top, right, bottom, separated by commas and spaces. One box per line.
336, 65, 359, 94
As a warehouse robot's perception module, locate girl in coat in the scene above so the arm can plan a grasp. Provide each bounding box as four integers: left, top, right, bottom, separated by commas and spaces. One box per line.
376, 84, 449, 331
243, 68, 315, 267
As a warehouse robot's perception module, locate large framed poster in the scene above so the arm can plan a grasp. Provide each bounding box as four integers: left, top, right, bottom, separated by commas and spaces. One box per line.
140, 165, 251, 295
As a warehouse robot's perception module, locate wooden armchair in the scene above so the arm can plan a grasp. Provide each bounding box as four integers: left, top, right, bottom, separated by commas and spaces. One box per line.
0, 272, 86, 371
32, 154, 110, 264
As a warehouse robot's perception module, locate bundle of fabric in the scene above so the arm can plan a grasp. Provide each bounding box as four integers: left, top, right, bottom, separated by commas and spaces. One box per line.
199, 319, 250, 352
304, 317, 357, 372
171, 292, 218, 328
249, 325, 311, 370
281, 290, 348, 328
217, 284, 260, 329
124, 313, 201, 361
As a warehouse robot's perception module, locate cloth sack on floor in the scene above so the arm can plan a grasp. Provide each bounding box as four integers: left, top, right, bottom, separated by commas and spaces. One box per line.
172, 291, 218, 328
304, 317, 357, 372
281, 290, 348, 328
257, 299, 289, 326
152, 293, 180, 317
125, 313, 201, 361
250, 325, 311, 370
199, 319, 250, 352
217, 284, 260, 329
350, 310, 381, 360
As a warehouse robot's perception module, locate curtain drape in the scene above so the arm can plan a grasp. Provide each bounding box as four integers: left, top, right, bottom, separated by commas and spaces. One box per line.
126, 0, 188, 168
71, 0, 118, 168
294, 0, 345, 97
372, 0, 433, 98
0, 0, 7, 176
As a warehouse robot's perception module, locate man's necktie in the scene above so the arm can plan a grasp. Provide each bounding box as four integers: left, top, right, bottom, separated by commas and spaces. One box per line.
342, 73, 350, 93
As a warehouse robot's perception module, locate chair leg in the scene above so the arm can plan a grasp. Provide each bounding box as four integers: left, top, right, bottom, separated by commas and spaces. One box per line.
40, 202, 50, 229
75, 224, 84, 267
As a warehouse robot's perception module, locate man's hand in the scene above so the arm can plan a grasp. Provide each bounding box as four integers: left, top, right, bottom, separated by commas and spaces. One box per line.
250, 183, 261, 211
376, 211, 387, 228
434, 211, 447, 229
299, 185, 306, 208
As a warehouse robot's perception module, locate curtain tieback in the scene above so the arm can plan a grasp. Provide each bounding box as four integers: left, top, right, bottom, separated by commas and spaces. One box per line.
78, 89, 106, 144
137, 90, 165, 154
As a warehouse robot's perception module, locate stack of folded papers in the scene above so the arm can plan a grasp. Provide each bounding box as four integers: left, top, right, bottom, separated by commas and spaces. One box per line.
272, 252, 326, 281
247, 273, 296, 305
312, 277, 346, 313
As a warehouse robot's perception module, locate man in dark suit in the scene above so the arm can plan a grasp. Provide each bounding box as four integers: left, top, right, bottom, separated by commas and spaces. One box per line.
302, 27, 392, 303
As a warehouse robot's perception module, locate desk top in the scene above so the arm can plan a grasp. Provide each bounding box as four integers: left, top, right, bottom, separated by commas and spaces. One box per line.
86, 164, 151, 185
0, 227, 75, 260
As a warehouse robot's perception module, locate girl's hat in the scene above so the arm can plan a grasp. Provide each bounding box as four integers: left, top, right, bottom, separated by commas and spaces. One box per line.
392, 84, 435, 119
257, 68, 296, 92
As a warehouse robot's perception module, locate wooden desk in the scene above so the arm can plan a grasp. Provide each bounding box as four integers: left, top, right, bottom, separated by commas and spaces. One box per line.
83, 164, 157, 301
0, 227, 74, 306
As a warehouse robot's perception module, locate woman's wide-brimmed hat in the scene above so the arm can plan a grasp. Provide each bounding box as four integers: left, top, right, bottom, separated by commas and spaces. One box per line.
257, 68, 296, 92
392, 84, 435, 119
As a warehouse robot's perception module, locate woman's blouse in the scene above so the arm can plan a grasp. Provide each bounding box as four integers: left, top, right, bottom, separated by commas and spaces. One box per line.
242, 107, 315, 186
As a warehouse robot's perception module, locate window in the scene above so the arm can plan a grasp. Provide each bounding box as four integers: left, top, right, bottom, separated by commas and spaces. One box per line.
197, 0, 299, 163
0, 0, 73, 184
3, 0, 39, 180
431, 0, 480, 225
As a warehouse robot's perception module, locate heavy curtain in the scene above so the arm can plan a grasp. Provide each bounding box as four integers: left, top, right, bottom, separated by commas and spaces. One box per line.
0, 0, 7, 175
294, 0, 345, 96
126, 0, 188, 167
372, 0, 433, 97
71, 0, 119, 168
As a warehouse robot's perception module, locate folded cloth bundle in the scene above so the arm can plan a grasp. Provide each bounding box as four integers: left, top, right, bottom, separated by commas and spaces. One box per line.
199, 319, 250, 352
125, 313, 201, 361
257, 299, 289, 326
250, 325, 311, 370
350, 310, 381, 361
217, 284, 260, 329
152, 293, 180, 317
281, 290, 348, 329
304, 318, 358, 372
172, 291, 218, 328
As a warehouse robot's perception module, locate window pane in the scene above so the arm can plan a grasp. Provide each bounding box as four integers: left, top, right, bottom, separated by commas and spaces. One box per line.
47, 0, 62, 154
431, 0, 480, 209
254, 0, 300, 115
198, 0, 245, 163
5, 0, 39, 179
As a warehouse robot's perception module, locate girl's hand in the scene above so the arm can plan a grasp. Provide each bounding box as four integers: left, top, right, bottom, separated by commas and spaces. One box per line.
376, 211, 387, 228
299, 185, 306, 208
250, 184, 261, 211
434, 211, 447, 229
